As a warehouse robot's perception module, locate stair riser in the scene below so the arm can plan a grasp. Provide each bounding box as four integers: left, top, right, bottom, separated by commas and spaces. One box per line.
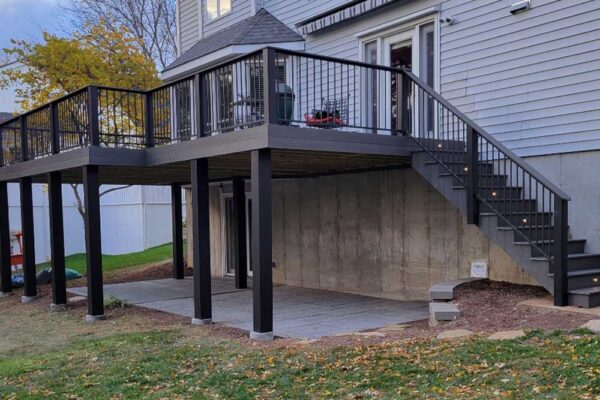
481, 201, 538, 213
434, 163, 495, 175
496, 213, 552, 228
569, 293, 600, 308
513, 228, 554, 242
530, 241, 586, 257
452, 175, 508, 187
480, 188, 523, 200
568, 274, 600, 291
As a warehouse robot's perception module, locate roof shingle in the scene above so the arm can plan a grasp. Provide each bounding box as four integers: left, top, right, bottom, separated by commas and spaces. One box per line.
163, 9, 304, 73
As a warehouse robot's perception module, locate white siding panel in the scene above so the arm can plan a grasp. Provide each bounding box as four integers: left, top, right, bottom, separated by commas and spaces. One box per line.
179, 0, 200, 52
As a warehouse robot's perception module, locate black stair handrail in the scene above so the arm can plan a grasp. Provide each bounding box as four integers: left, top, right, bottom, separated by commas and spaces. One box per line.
401, 68, 570, 306
402, 69, 570, 201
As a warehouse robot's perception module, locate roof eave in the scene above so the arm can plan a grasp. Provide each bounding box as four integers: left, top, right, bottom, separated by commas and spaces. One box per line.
160, 41, 305, 82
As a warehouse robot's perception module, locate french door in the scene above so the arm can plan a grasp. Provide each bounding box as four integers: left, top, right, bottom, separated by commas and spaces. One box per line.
362, 21, 436, 135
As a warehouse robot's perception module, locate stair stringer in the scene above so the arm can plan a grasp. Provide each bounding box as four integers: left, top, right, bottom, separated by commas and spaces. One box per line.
411, 151, 554, 293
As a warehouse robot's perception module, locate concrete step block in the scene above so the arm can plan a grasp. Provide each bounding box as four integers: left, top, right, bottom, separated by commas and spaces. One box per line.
429, 302, 461, 326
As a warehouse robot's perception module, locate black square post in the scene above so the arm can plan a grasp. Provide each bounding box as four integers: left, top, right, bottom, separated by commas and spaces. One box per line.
19, 177, 36, 303
190, 158, 212, 325
0, 181, 12, 297
171, 183, 184, 280
250, 149, 273, 341
48, 171, 67, 310
232, 176, 248, 289
83, 165, 105, 321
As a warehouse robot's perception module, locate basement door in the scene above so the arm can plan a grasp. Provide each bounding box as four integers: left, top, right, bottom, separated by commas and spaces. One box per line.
222, 195, 253, 277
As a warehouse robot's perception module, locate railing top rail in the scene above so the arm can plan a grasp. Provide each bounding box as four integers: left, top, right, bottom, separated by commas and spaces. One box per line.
0, 86, 89, 128
150, 49, 264, 93
272, 47, 406, 74
402, 69, 571, 202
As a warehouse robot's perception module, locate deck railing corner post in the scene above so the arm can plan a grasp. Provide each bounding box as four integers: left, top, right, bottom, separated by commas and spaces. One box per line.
144, 91, 155, 148
195, 73, 207, 138
400, 70, 410, 136
87, 85, 100, 147
50, 101, 60, 154
466, 126, 479, 225
262, 47, 278, 125
19, 115, 28, 162
553, 197, 569, 306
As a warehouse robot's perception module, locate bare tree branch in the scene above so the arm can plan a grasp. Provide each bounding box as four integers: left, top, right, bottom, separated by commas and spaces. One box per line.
65, 0, 177, 69
100, 185, 133, 197
69, 183, 133, 223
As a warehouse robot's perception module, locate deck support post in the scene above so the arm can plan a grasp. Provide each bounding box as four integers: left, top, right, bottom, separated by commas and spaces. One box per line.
553, 198, 569, 306
232, 176, 247, 289
171, 183, 184, 280
250, 149, 273, 341
19, 177, 36, 302
0, 181, 12, 296
48, 171, 67, 309
466, 126, 480, 225
191, 158, 212, 325
83, 165, 105, 320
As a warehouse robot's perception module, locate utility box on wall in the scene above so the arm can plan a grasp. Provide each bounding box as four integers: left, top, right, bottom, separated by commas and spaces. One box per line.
471, 260, 489, 279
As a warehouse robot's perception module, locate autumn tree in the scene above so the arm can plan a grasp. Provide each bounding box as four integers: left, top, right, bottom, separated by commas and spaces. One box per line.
0, 22, 162, 219
1, 22, 161, 110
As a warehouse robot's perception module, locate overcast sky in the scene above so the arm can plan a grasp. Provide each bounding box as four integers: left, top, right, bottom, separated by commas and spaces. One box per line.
0, 0, 67, 54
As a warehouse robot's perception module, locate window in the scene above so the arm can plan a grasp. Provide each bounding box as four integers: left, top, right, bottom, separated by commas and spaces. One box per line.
207, 0, 231, 20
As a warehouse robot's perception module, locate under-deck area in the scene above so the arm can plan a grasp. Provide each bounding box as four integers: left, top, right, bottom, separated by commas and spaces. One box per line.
68, 277, 429, 339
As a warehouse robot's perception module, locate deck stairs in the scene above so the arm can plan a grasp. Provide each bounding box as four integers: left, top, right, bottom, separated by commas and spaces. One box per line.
411, 149, 600, 307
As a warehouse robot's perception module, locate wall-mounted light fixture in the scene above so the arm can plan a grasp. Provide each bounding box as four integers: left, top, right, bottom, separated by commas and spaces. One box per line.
439, 16, 454, 25
510, 0, 530, 14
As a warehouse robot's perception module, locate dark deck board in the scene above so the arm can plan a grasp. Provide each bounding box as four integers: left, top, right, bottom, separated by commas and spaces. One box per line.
0, 124, 415, 184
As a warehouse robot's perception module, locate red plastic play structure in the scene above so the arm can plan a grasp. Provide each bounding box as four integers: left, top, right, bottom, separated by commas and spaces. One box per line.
11, 231, 23, 269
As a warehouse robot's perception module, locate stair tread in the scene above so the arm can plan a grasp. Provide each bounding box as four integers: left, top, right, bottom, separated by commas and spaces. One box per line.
480, 211, 552, 216
530, 253, 600, 261
514, 239, 586, 245
570, 286, 600, 295
567, 268, 600, 278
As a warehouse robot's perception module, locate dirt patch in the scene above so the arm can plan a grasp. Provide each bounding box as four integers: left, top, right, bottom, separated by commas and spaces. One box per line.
66, 260, 193, 288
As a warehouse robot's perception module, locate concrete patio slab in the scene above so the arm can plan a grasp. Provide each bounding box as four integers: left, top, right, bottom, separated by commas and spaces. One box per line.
68, 277, 429, 339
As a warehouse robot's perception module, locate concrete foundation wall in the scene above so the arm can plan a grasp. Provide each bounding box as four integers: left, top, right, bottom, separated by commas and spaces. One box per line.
525, 150, 600, 254
186, 168, 538, 302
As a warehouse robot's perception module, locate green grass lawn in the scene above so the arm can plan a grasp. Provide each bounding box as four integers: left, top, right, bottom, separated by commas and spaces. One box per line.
0, 326, 598, 399
37, 242, 174, 275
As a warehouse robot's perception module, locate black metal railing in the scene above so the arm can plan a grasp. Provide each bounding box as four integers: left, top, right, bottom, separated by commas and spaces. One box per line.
402, 68, 571, 306
273, 48, 404, 133
97, 87, 146, 149
0, 47, 571, 304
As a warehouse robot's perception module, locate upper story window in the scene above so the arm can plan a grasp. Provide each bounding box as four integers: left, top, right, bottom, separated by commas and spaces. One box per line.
207, 0, 231, 20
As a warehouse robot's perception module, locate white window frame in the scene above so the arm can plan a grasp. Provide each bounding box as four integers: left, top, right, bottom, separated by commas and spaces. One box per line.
205, 0, 232, 21
357, 13, 440, 134
220, 190, 253, 277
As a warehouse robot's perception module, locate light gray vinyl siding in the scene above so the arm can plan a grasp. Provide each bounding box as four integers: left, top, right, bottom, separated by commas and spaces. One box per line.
175, 0, 600, 156
298, 0, 437, 60
202, 0, 252, 37
263, 0, 356, 27
439, 0, 600, 156
179, 0, 200, 53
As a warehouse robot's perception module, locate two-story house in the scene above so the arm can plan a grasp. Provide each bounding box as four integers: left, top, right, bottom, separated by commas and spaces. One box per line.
1, 0, 600, 340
